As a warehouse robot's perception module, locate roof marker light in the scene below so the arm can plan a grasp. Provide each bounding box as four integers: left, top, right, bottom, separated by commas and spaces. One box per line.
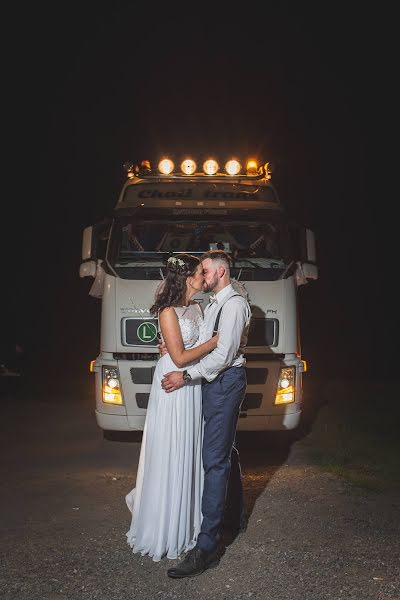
181, 159, 196, 175
158, 158, 174, 175
123, 161, 135, 179
225, 159, 241, 176
140, 160, 151, 172
246, 159, 258, 175
203, 159, 219, 175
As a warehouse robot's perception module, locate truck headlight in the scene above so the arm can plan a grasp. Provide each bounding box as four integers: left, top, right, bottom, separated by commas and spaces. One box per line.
102, 366, 124, 405
274, 367, 295, 405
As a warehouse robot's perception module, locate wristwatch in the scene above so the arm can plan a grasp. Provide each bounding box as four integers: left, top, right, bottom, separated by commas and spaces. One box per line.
182, 370, 192, 385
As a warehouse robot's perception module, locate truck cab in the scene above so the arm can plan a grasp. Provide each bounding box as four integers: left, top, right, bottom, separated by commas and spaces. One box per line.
80, 157, 318, 436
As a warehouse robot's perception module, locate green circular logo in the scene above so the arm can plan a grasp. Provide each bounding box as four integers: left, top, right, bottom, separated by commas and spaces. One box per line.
137, 321, 158, 343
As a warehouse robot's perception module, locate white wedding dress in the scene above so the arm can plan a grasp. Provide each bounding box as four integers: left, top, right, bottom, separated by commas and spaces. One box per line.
125, 303, 204, 562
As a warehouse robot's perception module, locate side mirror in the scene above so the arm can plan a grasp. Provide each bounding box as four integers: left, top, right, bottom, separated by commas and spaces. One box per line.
82, 226, 94, 261
81, 219, 112, 262
287, 223, 317, 265
88, 260, 105, 298
305, 229, 316, 263
285, 224, 318, 285
295, 261, 318, 286
79, 260, 96, 278
301, 262, 318, 281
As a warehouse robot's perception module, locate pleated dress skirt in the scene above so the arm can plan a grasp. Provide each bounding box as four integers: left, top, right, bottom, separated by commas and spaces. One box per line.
125, 352, 204, 562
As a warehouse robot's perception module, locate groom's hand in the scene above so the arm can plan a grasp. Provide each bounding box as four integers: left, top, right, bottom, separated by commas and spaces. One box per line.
161, 371, 184, 393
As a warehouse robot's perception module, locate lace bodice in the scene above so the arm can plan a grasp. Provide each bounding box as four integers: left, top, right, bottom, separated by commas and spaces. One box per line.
172, 304, 203, 349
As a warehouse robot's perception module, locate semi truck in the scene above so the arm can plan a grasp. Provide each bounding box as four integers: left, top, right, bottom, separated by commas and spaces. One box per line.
80, 156, 318, 438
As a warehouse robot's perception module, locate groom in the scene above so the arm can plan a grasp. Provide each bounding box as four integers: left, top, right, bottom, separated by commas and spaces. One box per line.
161, 250, 251, 578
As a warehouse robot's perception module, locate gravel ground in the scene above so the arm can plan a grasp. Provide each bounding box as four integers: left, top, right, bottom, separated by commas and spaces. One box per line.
2, 437, 399, 600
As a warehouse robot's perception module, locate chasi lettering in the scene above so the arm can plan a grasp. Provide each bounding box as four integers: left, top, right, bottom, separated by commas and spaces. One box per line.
138, 189, 193, 199
204, 190, 257, 199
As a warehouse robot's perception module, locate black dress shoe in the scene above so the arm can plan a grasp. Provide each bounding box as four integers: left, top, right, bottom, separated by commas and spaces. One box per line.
167, 546, 219, 579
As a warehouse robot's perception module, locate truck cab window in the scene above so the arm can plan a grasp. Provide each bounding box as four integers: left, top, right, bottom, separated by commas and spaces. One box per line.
108, 217, 294, 281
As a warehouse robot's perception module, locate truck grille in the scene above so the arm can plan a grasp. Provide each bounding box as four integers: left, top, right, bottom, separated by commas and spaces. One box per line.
241, 393, 263, 410
245, 368, 268, 385
130, 366, 267, 386
130, 367, 155, 384
136, 393, 150, 408
134, 392, 263, 412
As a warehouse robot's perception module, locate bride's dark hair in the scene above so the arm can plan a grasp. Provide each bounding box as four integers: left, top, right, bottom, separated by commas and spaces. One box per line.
150, 254, 200, 315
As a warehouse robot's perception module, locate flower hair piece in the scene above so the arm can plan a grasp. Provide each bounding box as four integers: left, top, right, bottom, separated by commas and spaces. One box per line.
168, 256, 185, 267
167, 256, 187, 273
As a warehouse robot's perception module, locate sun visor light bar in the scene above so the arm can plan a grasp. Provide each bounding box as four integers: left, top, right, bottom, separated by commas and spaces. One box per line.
126, 156, 271, 179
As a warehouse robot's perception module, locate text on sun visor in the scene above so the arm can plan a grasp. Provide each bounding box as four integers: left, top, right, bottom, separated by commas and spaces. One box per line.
135, 188, 273, 200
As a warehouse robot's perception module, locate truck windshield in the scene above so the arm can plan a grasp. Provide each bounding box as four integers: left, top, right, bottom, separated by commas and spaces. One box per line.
107, 217, 292, 281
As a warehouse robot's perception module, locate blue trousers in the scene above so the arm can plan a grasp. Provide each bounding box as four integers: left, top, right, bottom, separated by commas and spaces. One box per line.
197, 366, 247, 552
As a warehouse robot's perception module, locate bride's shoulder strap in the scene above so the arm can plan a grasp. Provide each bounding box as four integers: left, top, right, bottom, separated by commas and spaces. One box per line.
191, 300, 204, 317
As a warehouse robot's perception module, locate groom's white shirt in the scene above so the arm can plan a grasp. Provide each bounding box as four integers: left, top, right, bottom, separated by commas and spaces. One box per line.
187, 283, 251, 383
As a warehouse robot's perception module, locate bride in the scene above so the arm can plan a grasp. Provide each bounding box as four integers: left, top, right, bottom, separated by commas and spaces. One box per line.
125, 253, 218, 562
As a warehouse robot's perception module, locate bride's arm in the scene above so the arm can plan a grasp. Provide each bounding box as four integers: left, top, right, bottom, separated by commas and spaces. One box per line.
159, 308, 218, 368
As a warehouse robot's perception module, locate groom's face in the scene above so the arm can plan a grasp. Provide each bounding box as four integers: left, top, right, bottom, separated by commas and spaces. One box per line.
202, 258, 219, 293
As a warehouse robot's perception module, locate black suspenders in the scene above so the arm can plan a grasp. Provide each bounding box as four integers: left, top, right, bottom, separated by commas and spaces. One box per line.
212, 294, 241, 336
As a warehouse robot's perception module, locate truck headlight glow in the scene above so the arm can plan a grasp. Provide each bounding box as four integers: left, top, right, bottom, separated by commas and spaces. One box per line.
274, 366, 295, 404
102, 366, 124, 405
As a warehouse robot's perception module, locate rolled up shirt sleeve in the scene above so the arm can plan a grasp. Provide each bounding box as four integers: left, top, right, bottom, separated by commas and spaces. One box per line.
187, 297, 249, 383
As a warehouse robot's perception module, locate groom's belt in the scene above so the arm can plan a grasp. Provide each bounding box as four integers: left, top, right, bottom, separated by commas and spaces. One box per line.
202, 364, 244, 384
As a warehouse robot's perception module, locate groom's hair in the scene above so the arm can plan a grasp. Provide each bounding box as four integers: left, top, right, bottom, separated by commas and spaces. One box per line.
200, 250, 232, 273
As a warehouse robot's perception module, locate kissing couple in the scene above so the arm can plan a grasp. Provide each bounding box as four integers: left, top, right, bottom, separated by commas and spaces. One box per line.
125, 249, 251, 578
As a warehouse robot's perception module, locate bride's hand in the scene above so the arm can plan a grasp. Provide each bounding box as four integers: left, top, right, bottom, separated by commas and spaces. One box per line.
203, 333, 219, 354
158, 340, 168, 356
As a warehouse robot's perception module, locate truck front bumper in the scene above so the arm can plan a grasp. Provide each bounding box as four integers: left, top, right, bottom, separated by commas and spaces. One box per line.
237, 410, 301, 431
95, 409, 146, 431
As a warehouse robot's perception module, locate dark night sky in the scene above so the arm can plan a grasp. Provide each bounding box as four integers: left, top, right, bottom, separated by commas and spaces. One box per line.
5, 7, 396, 379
